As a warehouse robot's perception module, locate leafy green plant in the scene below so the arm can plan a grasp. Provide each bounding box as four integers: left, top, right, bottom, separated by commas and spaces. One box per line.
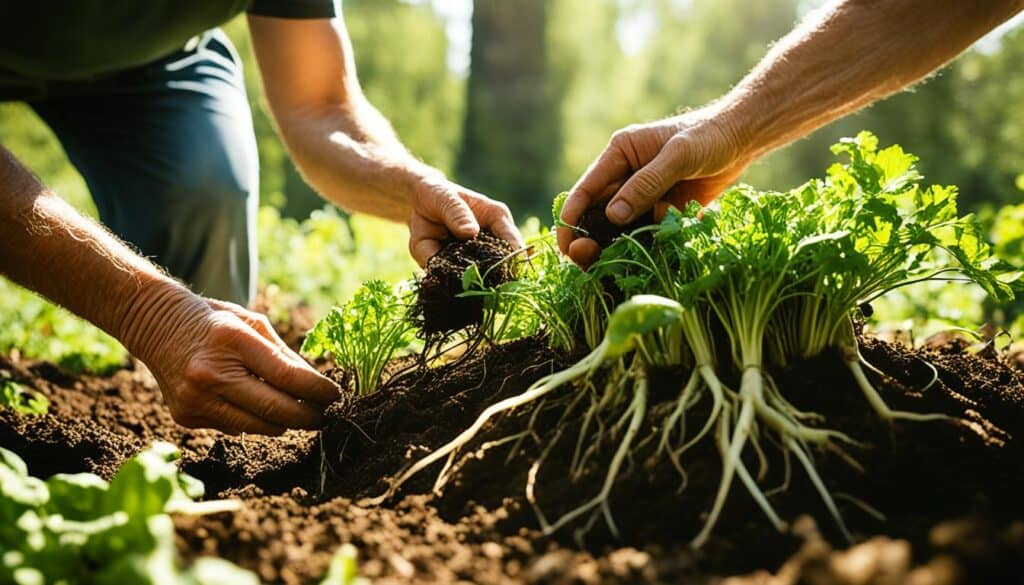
0, 441, 257, 584
362, 132, 1019, 547
0, 278, 127, 374
302, 280, 417, 395
0, 378, 48, 416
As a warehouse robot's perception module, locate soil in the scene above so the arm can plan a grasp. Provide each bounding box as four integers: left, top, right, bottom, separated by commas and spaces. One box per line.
2, 331, 1024, 584
576, 204, 656, 248
411, 231, 519, 335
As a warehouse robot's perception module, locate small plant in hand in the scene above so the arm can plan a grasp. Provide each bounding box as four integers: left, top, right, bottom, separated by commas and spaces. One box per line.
333, 132, 1018, 546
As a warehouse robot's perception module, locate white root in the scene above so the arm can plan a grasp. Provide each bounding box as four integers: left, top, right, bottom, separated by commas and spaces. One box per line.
541, 369, 648, 537
692, 367, 759, 548
788, 437, 852, 543
359, 343, 606, 507
658, 370, 701, 457
846, 359, 951, 422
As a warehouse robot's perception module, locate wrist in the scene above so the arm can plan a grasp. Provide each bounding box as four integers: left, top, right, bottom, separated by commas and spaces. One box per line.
697, 97, 758, 166
116, 277, 211, 368
399, 160, 447, 213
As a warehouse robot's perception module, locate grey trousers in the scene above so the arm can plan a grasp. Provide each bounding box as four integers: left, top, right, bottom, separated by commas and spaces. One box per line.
22, 30, 259, 305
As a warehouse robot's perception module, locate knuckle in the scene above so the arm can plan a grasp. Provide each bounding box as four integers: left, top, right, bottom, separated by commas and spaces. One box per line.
611, 124, 645, 144
207, 319, 245, 345
254, 397, 279, 421
184, 359, 220, 385
664, 134, 689, 155
629, 170, 665, 201
255, 315, 274, 334
609, 128, 631, 146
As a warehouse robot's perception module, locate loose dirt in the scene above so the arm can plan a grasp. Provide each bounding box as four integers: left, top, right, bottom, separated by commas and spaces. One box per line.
2, 332, 1023, 584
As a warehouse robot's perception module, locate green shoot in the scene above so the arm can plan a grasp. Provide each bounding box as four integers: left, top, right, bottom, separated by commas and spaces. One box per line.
302, 280, 417, 395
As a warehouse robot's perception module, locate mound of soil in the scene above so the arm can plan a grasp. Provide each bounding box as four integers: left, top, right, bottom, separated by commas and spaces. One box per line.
411, 231, 518, 335
2, 331, 1024, 584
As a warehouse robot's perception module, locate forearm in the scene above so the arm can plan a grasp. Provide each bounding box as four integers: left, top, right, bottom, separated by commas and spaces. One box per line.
0, 147, 208, 364
718, 0, 1023, 159
272, 98, 431, 223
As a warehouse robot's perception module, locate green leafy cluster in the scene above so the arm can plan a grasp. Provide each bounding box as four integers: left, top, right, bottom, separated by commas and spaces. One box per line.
0, 442, 258, 585
0, 377, 48, 416
0, 280, 127, 375
372, 132, 1019, 546
302, 280, 418, 395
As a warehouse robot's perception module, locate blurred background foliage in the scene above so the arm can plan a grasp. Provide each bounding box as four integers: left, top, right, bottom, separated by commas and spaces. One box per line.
1, 0, 1023, 369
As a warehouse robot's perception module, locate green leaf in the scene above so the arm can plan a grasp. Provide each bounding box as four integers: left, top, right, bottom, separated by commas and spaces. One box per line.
604, 295, 684, 358
46, 473, 109, 520
551, 191, 570, 228
0, 381, 49, 416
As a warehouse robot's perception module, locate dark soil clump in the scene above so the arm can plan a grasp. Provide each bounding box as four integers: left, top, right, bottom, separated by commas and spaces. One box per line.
410, 231, 518, 335
577, 204, 655, 248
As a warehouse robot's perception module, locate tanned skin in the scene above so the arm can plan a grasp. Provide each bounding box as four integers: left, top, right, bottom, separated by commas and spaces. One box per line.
559, 0, 1024, 267
0, 15, 523, 434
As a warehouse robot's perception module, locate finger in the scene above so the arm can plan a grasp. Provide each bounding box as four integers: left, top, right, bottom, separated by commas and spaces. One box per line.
409, 212, 450, 266
421, 185, 480, 240
567, 237, 601, 269
237, 335, 340, 405
208, 299, 294, 356
559, 153, 629, 256
205, 399, 287, 436
664, 177, 729, 209
220, 376, 325, 430
462, 192, 525, 251
563, 148, 629, 226
606, 147, 682, 225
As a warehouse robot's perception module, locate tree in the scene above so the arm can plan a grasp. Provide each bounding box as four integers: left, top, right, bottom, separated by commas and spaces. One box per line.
456, 0, 564, 218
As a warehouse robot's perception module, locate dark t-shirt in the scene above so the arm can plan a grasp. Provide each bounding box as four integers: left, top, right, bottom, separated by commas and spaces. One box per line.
0, 0, 337, 81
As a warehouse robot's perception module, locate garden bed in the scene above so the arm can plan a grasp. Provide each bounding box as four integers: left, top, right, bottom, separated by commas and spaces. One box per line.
2, 331, 1023, 584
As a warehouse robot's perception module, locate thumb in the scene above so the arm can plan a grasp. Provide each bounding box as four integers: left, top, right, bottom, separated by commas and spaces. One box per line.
605, 146, 683, 226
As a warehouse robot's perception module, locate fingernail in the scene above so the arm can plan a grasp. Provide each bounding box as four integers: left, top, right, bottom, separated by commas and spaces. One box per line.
607, 200, 632, 224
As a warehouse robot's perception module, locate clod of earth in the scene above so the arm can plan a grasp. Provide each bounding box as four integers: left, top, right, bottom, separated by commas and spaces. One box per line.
576, 204, 656, 248
411, 230, 519, 335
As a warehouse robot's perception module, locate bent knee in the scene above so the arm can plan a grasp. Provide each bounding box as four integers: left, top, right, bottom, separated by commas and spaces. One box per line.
173, 159, 255, 215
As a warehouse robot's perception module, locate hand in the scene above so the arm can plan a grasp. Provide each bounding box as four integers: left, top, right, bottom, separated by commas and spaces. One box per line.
557, 110, 750, 267
407, 173, 524, 266
134, 292, 339, 435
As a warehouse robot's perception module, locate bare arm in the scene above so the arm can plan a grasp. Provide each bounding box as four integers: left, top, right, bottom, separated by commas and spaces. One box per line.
724, 0, 1024, 160
247, 16, 523, 265
559, 0, 1024, 265
0, 147, 337, 433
